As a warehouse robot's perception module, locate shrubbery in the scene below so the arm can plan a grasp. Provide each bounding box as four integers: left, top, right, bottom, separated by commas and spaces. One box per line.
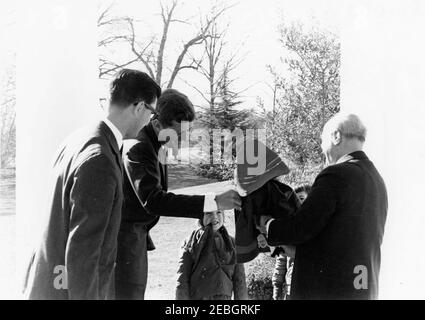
191, 161, 236, 181
277, 164, 323, 188
245, 253, 276, 300
261, 22, 340, 176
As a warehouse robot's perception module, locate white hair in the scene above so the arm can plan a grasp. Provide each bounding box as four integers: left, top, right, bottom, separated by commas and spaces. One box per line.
324, 113, 367, 142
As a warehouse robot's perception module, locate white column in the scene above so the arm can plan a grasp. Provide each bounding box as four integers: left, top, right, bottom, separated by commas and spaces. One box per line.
341, 0, 425, 299
16, 0, 101, 297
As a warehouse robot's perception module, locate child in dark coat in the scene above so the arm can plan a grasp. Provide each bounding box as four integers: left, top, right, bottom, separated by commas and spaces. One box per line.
175, 210, 248, 300
271, 184, 311, 300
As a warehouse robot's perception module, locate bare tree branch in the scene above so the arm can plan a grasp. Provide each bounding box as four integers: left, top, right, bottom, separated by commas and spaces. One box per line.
167, 5, 230, 88
99, 56, 141, 78
156, 0, 178, 84
98, 35, 128, 48
125, 17, 156, 79
97, 0, 234, 90
180, 77, 211, 104
97, 2, 115, 27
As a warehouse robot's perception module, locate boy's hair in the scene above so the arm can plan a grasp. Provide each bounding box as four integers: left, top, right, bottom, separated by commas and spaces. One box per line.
110, 69, 161, 107
295, 184, 312, 195
156, 89, 195, 127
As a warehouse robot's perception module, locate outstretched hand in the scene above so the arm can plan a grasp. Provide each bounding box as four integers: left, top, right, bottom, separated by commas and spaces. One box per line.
215, 189, 242, 211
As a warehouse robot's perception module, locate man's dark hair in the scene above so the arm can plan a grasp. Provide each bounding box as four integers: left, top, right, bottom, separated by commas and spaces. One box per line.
110, 69, 161, 107
156, 89, 195, 127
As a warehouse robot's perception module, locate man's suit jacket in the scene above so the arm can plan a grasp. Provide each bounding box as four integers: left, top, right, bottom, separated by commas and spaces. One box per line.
268, 151, 388, 300
116, 122, 204, 286
23, 121, 124, 300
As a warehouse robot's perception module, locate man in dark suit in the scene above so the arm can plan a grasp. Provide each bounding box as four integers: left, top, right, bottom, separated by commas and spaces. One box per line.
115, 89, 242, 300
261, 113, 388, 300
23, 69, 161, 299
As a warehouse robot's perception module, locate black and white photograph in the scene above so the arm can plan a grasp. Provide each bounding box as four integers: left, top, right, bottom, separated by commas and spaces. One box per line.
1, 0, 425, 306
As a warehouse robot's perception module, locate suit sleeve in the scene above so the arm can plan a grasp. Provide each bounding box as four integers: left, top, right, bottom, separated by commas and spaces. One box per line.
233, 263, 248, 300
175, 239, 192, 300
65, 155, 117, 300
267, 167, 347, 246
125, 142, 204, 218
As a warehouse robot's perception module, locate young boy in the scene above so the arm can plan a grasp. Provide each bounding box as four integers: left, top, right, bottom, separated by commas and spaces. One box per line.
175, 210, 248, 300
271, 184, 311, 300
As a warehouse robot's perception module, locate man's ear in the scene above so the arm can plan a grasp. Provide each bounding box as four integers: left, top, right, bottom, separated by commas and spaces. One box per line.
134, 101, 143, 115
152, 118, 160, 129
331, 130, 342, 145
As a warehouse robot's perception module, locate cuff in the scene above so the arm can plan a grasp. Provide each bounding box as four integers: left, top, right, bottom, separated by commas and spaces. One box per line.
266, 218, 275, 235
203, 193, 218, 212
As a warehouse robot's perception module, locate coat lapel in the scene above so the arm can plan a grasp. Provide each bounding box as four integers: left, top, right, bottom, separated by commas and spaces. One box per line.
100, 121, 123, 173
144, 122, 168, 190
158, 147, 168, 189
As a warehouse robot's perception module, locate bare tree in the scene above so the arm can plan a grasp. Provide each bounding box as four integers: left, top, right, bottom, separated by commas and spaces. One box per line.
182, 19, 254, 165
187, 21, 229, 163
98, 3, 141, 79
184, 22, 247, 119
98, 0, 231, 87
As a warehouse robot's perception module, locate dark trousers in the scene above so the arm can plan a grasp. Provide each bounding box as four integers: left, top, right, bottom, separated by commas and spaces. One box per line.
115, 222, 149, 300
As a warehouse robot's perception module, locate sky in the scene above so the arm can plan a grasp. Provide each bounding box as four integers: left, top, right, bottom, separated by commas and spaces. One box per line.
0, 0, 343, 109
97, 0, 343, 110
0, 2, 16, 93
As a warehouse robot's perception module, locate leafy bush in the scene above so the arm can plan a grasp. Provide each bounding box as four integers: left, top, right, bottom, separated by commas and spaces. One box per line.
191, 161, 236, 181
276, 163, 323, 188
245, 253, 275, 300
259, 21, 340, 177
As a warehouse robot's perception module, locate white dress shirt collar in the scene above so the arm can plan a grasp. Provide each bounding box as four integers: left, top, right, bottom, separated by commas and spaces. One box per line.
335, 150, 362, 165
103, 118, 123, 150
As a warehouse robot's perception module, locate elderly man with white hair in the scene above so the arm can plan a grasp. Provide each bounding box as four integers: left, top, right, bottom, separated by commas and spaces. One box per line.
261, 113, 388, 300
